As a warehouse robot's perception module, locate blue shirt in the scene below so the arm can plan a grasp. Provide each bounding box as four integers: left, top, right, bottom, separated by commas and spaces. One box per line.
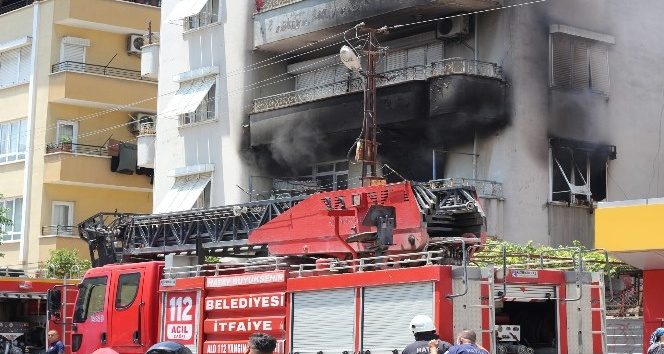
445, 343, 488, 354
46, 340, 64, 354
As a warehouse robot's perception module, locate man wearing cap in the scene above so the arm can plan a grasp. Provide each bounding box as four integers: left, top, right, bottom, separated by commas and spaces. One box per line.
402, 315, 451, 354
648, 328, 664, 354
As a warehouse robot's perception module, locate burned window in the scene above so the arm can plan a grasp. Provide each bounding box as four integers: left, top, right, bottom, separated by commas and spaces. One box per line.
549, 138, 616, 204
550, 31, 610, 95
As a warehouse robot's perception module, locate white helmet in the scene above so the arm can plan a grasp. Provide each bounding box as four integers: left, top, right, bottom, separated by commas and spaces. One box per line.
410, 315, 435, 334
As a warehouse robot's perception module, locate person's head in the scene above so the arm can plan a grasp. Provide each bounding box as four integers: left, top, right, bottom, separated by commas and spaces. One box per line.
245, 333, 277, 354
47, 330, 59, 344
410, 315, 437, 340
455, 330, 477, 345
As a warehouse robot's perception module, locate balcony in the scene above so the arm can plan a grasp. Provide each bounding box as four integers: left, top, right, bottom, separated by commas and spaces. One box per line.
53, 0, 160, 34
44, 151, 152, 191
253, 0, 502, 52
49, 62, 156, 111
249, 58, 506, 146
41, 225, 74, 237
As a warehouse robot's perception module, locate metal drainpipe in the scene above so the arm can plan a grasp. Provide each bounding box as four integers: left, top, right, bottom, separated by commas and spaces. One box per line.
19, 0, 40, 266
472, 15, 478, 180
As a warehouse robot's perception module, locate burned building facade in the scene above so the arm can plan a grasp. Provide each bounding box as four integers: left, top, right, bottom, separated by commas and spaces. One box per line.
154, 0, 664, 247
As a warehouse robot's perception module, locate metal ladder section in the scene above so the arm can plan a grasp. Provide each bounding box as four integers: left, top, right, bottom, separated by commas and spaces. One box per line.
589, 273, 608, 354
469, 269, 497, 353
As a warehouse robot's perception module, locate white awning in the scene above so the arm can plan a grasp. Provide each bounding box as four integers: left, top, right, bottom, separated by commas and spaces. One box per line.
155, 173, 211, 213
165, 75, 216, 117
167, 0, 209, 23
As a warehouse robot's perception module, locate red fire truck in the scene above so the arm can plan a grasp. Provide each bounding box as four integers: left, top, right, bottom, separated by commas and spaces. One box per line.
55, 181, 608, 354
0, 273, 74, 354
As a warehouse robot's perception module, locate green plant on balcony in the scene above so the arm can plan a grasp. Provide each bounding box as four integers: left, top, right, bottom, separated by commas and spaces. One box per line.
46, 142, 60, 153
59, 137, 73, 152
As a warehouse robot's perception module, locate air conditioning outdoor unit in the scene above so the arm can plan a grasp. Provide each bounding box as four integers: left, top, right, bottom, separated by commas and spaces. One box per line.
128, 113, 154, 136
127, 34, 145, 55
436, 16, 470, 40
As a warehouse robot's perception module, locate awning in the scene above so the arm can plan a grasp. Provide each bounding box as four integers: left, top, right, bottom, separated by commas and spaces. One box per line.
165, 75, 216, 117
155, 173, 211, 213
167, 0, 209, 24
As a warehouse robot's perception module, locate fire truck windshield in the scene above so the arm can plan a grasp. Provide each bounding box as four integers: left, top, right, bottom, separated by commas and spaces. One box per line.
73, 276, 108, 323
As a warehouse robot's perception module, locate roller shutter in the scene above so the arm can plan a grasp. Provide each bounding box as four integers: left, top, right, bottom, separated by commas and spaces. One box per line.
362, 282, 434, 353
407, 46, 426, 67
295, 71, 317, 91
386, 50, 407, 72
292, 288, 356, 354
426, 43, 444, 65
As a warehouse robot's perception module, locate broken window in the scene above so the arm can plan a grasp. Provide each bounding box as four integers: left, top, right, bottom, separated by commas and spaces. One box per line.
550, 31, 611, 95
300, 161, 349, 192
549, 138, 616, 204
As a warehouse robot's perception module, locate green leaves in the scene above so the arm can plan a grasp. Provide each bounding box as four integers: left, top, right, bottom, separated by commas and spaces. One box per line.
41, 249, 91, 279
472, 239, 632, 277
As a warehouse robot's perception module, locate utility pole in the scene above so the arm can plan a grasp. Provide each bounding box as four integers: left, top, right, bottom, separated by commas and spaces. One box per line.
355, 26, 386, 187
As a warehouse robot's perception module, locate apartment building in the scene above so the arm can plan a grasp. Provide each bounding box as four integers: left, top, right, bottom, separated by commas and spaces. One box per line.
153, 0, 664, 247
0, 0, 159, 272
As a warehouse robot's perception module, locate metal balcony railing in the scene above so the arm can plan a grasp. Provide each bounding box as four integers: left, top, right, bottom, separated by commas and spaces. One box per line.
430, 178, 504, 199
46, 142, 109, 156
0, 0, 33, 15
41, 225, 75, 236
251, 58, 503, 113
51, 61, 157, 82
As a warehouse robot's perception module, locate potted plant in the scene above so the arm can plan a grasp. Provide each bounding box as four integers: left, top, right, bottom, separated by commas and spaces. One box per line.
46, 142, 60, 153
60, 137, 73, 152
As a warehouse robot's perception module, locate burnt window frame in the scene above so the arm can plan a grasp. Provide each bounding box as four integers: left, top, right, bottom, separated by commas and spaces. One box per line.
548, 138, 617, 205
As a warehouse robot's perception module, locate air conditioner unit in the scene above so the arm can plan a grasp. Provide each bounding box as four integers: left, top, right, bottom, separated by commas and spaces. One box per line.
436, 16, 470, 40
128, 113, 154, 136
127, 34, 145, 55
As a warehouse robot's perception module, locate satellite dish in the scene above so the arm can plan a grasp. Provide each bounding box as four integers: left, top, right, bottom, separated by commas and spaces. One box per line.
340, 45, 362, 71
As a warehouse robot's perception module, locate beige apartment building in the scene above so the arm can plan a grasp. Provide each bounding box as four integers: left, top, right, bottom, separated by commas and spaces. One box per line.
0, 0, 159, 273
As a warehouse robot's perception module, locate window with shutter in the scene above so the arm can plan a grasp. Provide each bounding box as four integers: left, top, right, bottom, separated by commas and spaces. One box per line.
550, 32, 610, 95
18, 46, 31, 83
0, 49, 19, 87
426, 42, 444, 65
61, 44, 85, 63
386, 49, 407, 72
407, 46, 426, 67
295, 71, 317, 91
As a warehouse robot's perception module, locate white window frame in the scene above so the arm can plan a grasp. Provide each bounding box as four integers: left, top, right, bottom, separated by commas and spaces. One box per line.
184, 0, 219, 31
50, 201, 75, 236
56, 120, 79, 144
179, 83, 217, 126
0, 197, 22, 242
0, 119, 27, 163
51, 201, 74, 227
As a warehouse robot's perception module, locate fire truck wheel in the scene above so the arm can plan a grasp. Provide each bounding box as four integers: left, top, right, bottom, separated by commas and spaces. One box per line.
496, 344, 507, 354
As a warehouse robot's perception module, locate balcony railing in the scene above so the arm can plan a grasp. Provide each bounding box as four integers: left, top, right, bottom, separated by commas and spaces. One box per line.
51, 61, 157, 82
41, 225, 75, 236
430, 178, 504, 199
255, 0, 304, 13
251, 58, 502, 113
46, 142, 109, 156
0, 0, 33, 16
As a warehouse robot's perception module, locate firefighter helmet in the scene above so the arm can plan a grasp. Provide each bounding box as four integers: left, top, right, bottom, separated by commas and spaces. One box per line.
410, 315, 435, 334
